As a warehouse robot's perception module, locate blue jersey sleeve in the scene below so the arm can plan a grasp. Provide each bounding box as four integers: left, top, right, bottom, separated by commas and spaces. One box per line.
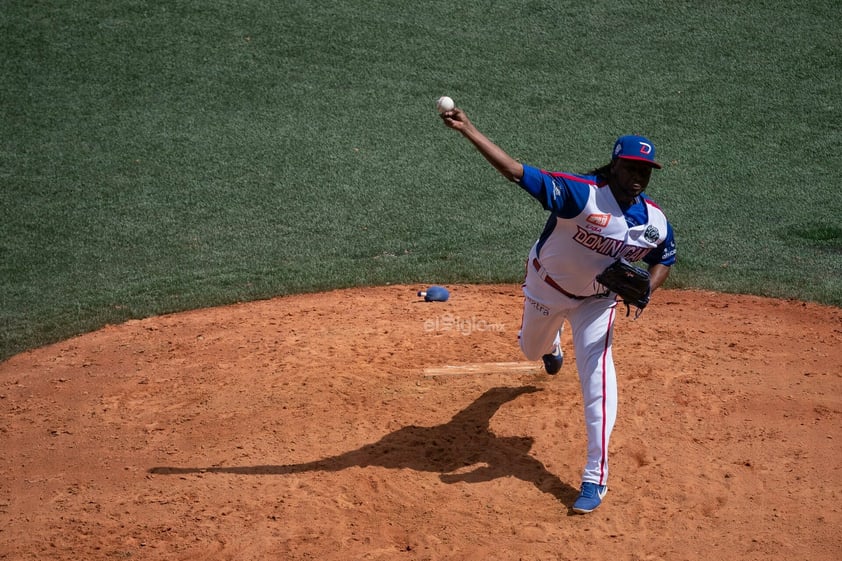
518, 165, 590, 218
643, 222, 677, 267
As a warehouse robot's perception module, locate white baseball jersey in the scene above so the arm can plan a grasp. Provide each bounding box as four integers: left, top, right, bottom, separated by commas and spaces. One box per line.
521, 165, 675, 297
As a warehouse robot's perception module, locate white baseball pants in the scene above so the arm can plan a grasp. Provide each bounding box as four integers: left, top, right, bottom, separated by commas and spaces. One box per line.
519, 250, 619, 486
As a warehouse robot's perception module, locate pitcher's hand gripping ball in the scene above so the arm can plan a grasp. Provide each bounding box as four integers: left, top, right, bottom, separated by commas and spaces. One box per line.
436, 96, 455, 113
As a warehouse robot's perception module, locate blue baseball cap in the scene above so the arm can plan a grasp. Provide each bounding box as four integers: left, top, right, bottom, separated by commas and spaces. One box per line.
612, 135, 662, 169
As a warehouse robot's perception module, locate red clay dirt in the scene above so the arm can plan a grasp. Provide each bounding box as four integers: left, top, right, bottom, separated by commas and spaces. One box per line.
1, 285, 841, 560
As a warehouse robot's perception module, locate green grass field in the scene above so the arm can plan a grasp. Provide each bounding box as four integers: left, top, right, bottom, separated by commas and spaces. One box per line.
2, 0, 840, 360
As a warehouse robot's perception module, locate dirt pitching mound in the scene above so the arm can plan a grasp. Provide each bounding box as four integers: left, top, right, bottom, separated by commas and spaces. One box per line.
2, 285, 841, 560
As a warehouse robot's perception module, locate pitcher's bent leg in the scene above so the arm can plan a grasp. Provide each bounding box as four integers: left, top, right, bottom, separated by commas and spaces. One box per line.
519, 288, 565, 361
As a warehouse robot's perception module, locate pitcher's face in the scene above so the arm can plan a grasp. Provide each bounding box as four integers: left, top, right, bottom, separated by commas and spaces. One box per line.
609, 158, 654, 204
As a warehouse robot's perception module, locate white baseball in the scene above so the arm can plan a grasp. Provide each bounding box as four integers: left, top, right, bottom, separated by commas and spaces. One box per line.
436, 95, 455, 113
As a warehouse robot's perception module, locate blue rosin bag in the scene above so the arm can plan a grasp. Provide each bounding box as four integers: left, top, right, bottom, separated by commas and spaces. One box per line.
417, 285, 449, 302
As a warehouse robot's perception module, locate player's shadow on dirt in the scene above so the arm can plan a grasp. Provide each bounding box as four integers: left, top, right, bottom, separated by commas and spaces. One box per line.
150, 385, 578, 505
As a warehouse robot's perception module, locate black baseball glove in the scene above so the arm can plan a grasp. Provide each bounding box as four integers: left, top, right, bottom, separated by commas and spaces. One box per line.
596, 258, 651, 317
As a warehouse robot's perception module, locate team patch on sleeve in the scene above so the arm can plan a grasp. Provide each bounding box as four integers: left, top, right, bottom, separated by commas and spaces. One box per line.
644, 225, 660, 243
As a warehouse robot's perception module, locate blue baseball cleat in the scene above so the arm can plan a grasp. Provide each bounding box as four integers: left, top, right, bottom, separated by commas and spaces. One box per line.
541, 347, 563, 375
572, 482, 608, 514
